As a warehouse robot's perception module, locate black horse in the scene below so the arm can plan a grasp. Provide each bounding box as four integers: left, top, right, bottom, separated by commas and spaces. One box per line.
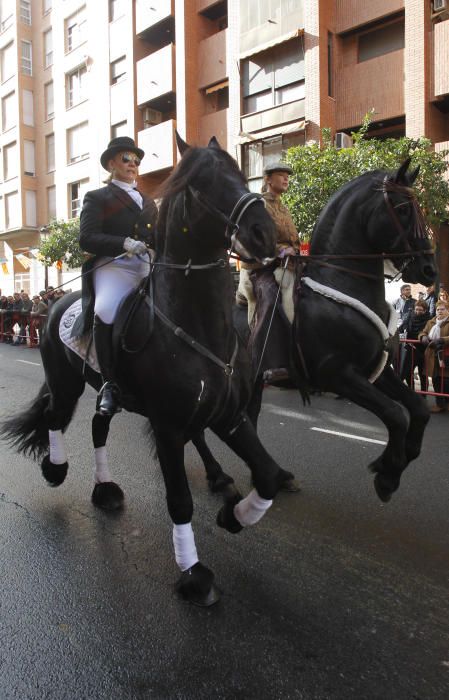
194, 159, 437, 502
0, 135, 291, 606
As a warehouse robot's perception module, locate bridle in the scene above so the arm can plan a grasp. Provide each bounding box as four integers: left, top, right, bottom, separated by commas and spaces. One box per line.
186, 186, 266, 257
302, 176, 433, 281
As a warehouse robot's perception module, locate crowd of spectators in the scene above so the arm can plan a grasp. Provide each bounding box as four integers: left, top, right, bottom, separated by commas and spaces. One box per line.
0, 287, 68, 345
393, 284, 449, 412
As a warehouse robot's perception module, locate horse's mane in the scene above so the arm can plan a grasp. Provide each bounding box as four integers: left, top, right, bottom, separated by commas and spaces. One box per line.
156, 146, 247, 233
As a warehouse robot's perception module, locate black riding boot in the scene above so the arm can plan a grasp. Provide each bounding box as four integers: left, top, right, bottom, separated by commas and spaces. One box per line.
94, 316, 121, 416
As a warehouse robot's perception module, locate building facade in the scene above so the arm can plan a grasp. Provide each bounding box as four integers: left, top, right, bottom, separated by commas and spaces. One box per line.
0, 0, 448, 294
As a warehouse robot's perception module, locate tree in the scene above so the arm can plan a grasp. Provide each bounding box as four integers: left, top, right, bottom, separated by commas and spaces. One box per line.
38, 218, 86, 270
283, 113, 449, 241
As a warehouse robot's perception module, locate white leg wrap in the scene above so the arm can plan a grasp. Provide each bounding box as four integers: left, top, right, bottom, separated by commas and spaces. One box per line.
48, 430, 67, 465
173, 523, 199, 572
234, 489, 273, 527
94, 446, 112, 484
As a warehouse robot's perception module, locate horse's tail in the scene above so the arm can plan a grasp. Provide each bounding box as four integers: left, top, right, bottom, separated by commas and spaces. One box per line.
0, 382, 52, 460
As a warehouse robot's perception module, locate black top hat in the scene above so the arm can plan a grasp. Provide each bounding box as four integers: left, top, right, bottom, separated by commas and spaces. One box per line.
100, 136, 145, 170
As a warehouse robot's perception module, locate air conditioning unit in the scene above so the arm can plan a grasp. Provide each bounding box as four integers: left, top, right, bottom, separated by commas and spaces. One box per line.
433, 0, 447, 11
335, 132, 353, 149
143, 108, 162, 127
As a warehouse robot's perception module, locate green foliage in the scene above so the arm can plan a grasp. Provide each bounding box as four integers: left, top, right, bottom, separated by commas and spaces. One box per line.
283, 112, 449, 241
38, 218, 85, 270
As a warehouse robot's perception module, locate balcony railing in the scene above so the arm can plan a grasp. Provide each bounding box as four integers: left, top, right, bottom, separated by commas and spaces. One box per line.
434, 19, 449, 98
198, 30, 227, 89
136, 44, 175, 106
136, 0, 173, 35
138, 120, 176, 174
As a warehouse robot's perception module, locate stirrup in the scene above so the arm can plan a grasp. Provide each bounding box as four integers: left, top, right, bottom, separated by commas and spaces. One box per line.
96, 381, 122, 416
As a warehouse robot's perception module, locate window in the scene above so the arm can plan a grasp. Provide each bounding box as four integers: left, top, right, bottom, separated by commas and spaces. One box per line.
25, 190, 36, 226
24, 140, 35, 176
242, 131, 304, 192
110, 56, 126, 85
47, 185, 56, 220
67, 122, 89, 163
358, 20, 405, 63
20, 0, 31, 24
109, 0, 125, 22
66, 6, 87, 53
44, 81, 54, 119
43, 0, 52, 14
22, 89, 34, 126
69, 180, 88, 218
111, 120, 127, 138
0, 0, 14, 32
2, 91, 16, 130
44, 29, 53, 68
21, 40, 32, 76
242, 39, 305, 115
5, 191, 19, 229
46, 133, 55, 171
1, 42, 15, 83
4, 141, 17, 179
66, 65, 87, 108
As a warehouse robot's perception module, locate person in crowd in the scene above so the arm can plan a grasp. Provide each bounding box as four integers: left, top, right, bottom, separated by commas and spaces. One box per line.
236, 161, 300, 382
38, 290, 49, 313
393, 284, 416, 327
424, 283, 436, 317
77, 135, 158, 416
16, 291, 33, 345
1, 295, 14, 342
11, 292, 24, 345
30, 294, 49, 344
419, 300, 449, 413
44, 286, 56, 308
398, 299, 430, 389
437, 287, 449, 305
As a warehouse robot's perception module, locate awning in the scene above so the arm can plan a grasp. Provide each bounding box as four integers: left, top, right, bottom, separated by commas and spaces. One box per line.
238, 120, 305, 144
240, 28, 304, 60
205, 80, 229, 94
15, 253, 32, 269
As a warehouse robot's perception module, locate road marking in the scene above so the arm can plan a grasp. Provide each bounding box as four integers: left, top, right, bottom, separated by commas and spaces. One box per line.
16, 359, 41, 367
311, 427, 386, 445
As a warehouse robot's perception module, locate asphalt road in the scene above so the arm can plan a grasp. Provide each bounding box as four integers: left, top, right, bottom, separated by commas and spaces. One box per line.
0, 343, 448, 700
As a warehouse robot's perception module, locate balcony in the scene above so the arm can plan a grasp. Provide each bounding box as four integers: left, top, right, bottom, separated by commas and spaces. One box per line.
335, 0, 403, 34
435, 142, 449, 184
241, 99, 305, 135
135, 0, 173, 35
198, 29, 227, 89
434, 19, 449, 98
136, 44, 175, 107
137, 120, 176, 174
336, 49, 404, 130
199, 109, 228, 148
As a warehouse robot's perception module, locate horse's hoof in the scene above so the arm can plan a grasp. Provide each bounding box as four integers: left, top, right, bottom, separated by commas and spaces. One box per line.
373, 474, 398, 503
41, 455, 68, 487
207, 472, 235, 493
92, 482, 125, 511
216, 491, 243, 533
279, 477, 301, 493
175, 562, 221, 607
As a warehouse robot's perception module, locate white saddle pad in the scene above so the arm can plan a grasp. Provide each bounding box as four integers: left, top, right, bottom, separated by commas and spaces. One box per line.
59, 299, 100, 373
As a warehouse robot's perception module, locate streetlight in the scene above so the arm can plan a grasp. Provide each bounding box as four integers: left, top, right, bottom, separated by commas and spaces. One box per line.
39, 225, 49, 289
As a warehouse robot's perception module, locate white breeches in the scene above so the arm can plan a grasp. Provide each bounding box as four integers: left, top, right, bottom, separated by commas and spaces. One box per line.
236, 267, 295, 325
93, 254, 149, 324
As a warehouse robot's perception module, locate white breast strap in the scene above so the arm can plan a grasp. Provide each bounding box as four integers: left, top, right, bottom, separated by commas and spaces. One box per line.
302, 276, 398, 383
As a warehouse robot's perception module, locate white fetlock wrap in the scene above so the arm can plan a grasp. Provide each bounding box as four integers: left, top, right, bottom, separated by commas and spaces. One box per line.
234, 489, 273, 527
48, 430, 67, 465
173, 523, 199, 572
94, 446, 112, 483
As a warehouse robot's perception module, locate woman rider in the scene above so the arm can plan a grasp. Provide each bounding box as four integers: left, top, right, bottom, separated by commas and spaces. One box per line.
78, 136, 158, 416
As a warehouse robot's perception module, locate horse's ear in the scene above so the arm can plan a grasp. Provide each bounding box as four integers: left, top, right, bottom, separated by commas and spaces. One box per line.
394, 158, 411, 183
175, 130, 190, 156
208, 136, 222, 150
408, 165, 420, 185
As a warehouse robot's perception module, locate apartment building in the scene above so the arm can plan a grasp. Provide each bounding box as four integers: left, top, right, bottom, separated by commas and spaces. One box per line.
0, 0, 448, 294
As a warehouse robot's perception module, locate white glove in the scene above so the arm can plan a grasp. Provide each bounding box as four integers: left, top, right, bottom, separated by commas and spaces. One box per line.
123, 237, 147, 256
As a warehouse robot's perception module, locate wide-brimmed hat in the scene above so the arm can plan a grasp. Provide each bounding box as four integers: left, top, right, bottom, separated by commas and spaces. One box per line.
100, 136, 145, 170
263, 161, 293, 175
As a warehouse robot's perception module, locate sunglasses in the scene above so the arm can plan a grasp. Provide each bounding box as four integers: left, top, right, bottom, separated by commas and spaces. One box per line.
121, 154, 141, 166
